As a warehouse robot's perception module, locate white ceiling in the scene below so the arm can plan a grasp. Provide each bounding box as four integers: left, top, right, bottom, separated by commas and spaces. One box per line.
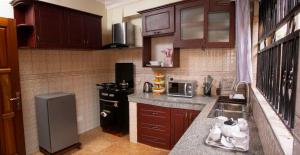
96, 0, 139, 8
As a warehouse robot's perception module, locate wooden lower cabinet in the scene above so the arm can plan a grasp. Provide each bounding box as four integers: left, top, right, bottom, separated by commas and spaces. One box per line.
170, 109, 200, 147
137, 103, 200, 150
137, 103, 171, 149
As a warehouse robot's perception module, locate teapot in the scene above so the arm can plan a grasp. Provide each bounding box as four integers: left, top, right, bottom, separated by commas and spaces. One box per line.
221, 119, 240, 137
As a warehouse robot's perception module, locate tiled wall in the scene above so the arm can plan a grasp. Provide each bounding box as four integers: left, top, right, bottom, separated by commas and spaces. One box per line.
105, 48, 236, 95
19, 49, 111, 154
19, 47, 236, 154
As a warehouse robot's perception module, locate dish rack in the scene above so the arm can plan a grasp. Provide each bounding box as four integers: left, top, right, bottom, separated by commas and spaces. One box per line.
205, 119, 249, 152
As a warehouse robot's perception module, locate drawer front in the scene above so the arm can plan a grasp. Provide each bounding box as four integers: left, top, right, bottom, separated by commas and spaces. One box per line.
137, 103, 170, 123
137, 103, 171, 149
138, 131, 170, 150
139, 121, 170, 135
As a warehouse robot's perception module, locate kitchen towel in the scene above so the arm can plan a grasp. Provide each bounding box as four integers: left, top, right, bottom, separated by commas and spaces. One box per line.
236, 0, 253, 84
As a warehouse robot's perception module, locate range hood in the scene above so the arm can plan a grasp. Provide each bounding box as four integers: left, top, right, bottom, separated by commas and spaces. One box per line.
103, 22, 135, 49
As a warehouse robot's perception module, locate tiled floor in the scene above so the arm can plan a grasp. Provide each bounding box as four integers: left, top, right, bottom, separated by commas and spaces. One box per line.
33, 128, 169, 155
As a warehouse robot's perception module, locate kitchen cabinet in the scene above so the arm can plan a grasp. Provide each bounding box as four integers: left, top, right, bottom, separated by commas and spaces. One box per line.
140, 6, 175, 37
137, 103, 200, 149
174, 0, 207, 48
84, 14, 102, 49
170, 108, 200, 147
137, 103, 171, 150
206, 0, 235, 48
139, 0, 235, 51
65, 10, 85, 49
35, 2, 64, 48
65, 10, 102, 49
12, 1, 102, 49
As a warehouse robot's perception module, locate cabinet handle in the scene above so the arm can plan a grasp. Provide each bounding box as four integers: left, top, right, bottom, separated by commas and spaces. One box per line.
189, 113, 192, 123
152, 112, 158, 115
153, 31, 160, 34
185, 112, 188, 120
151, 125, 159, 130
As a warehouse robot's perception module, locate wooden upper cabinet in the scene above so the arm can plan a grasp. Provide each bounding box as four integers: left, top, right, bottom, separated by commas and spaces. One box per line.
84, 14, 102, 49
65, 10, 85, 49
141, 6, 175, 37
206, 0, 235, 48
35, 2, 64, 48
12, 1, 102, 49
174, 0, 207, 48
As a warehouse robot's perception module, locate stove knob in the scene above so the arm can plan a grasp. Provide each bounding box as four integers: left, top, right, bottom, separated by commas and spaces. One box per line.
114, 103, 118, 107
100, 112, 108, 117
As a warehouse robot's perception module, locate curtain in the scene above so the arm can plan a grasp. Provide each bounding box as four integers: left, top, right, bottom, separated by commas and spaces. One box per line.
236, 0, 253, 84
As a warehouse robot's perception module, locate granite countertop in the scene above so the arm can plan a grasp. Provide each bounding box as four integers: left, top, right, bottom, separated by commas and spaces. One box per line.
169, 98, 264, 155
128, 93, 218, 111
129, 93, 263, 155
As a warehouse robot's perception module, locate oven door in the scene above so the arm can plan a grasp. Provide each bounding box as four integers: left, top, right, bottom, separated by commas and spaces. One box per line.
100, 99, 119, 129
167, 82, 187, 97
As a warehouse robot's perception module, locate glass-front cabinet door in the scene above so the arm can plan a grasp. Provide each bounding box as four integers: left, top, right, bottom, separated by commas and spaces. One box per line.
174, 0, 207, 48
206, 0, 235, 48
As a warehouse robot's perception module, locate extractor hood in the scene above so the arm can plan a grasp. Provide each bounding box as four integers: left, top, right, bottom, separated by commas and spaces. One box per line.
102, 22, 135, 49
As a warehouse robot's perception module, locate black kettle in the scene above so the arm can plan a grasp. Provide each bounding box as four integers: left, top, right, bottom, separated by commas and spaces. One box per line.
143, 82, 153, 93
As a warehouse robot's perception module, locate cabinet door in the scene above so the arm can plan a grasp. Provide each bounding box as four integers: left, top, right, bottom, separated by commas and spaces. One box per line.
206, 0, 235, 48
142, 6, 175, 36
174, 0, 207, 48
170, 108, 189, 147
188, 110, 200, 125
35, 3, 64, 48
65, 10, 85, 48
84, 14, 102, 49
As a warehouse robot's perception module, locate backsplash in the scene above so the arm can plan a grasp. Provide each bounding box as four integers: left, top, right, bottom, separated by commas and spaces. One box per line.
18, 47, 236, 154
105, 48, 236, 95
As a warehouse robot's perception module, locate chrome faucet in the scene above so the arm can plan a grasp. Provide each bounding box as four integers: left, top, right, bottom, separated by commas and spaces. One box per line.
233, 81, 251, 113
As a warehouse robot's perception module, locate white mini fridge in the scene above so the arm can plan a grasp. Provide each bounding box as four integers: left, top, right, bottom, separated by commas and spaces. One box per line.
35, 92, 80, 154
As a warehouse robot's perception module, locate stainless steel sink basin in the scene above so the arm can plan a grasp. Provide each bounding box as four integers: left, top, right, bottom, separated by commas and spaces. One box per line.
208, 101, 247, 119
215, 102, 245, 112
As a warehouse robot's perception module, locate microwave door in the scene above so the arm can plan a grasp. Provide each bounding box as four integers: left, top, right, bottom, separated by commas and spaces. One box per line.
168, 83, 186, 96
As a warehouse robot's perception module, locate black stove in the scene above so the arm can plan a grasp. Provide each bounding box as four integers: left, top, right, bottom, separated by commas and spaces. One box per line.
97, 63, 134, 133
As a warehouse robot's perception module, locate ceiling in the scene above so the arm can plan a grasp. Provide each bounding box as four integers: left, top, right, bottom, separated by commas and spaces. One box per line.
96, 0, 139, 8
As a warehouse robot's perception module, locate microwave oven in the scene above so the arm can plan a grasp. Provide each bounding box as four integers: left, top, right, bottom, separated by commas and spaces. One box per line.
167, 79, 197, 98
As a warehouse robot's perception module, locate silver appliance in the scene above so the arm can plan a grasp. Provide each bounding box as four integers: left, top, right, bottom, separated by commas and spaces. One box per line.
103, 22, 135, 48
35, 92, 79, 153
167, 79, 197, 98
143, 82, 153, 93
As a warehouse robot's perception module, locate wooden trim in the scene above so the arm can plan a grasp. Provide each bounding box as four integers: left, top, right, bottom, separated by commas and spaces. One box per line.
0, 69, 11, 74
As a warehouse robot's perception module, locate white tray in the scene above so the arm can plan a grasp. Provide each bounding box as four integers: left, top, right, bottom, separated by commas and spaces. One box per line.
205, 126, 249, 152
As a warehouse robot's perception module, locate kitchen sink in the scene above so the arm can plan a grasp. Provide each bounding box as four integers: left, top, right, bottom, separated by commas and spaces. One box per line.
215, 102, 245, 112
207, 97, 248, 120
